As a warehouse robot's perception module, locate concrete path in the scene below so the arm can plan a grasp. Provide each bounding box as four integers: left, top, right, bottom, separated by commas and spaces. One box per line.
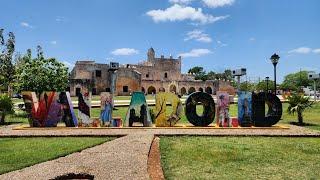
0, 124, 319, 179
1, 124, 320, 137
0, 134, 154, 180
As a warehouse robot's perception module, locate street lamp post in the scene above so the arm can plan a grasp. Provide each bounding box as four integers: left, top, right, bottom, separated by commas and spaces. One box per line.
265, 76, 269, 93
270, 53, 280, 95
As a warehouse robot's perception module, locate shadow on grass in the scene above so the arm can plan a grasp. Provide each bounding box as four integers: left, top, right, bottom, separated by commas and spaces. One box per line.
0, 121, 26, 126
289, 121, 318, 126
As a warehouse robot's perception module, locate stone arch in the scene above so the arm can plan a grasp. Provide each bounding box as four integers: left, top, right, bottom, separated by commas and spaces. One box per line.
205, 87, 213, 94
188, 87, 196, 94
159, 87, 165, 92
199, 87, 204, 92
169, 84, 177, 93
147, 86, 156, 94
180, 87, 186, 95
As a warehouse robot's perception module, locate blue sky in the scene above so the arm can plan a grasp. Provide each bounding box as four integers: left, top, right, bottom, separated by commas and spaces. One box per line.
1, 0, 320, 82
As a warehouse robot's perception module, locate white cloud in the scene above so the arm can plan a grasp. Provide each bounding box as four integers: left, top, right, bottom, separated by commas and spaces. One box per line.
313, 49, 320, 54
202, 0, 235, 8
288, 47, 312, 54
184, 29, 212, 43
217, 40, 227, 47
249, 37, 255, 41
146, 4, 229, 24
169, 0, 194, 4
178, 48, 212, 57
50, 41, 57, 45
55, 16, 67, 22
111, 48, 139, 56
168, 0, 235, 8
20, 22, 33, 28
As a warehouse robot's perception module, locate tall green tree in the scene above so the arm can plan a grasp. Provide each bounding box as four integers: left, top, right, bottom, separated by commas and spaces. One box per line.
0, 29, 15, 95
239, 81, 256, 92
256, 80, 274, 92
280, 71, 313, 91
188, 67, 234, 82
16, 46, 69, 95
188, 66, 207, 81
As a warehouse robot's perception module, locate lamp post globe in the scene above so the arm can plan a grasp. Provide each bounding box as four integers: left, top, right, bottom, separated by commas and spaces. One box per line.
270, 53, 280, 95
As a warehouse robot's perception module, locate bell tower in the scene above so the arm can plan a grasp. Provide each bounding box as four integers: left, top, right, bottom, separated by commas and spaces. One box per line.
147, 47, 155, 63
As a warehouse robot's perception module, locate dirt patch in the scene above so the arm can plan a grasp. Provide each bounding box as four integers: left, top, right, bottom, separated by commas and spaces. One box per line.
148, 137, 164, 180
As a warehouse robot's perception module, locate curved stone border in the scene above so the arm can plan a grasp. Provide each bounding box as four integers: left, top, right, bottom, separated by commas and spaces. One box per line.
148, 137, 164, 180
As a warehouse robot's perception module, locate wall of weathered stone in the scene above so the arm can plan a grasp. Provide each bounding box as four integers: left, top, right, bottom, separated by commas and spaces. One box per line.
69, 49, 234, 96
115, 68, 141, 96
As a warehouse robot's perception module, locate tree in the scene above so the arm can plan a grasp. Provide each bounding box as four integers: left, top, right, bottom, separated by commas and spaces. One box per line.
287, 93, 313, 125
280, 71, 313, 91
0, 29, 15, 96
188, 66, 207, 81
256, 80, 274, 92
239, 81, 256, 92
16, 46, 69, 95
0, 94, 14, 125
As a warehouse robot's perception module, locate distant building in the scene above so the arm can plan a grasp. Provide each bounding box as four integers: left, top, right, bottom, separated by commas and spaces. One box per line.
69, 48, 232, 96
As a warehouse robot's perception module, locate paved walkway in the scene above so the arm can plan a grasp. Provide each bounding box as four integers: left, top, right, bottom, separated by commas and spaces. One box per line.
0, 124, 319, 179
0, 134, 153, 180
1, 124, 320, 137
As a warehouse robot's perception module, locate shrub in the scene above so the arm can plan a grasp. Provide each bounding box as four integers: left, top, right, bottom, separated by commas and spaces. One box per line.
0, 94, 14, 125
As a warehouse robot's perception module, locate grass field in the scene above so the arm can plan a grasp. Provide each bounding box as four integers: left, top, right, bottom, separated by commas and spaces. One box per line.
0, 137, 114, 174
160, 136, 320, 179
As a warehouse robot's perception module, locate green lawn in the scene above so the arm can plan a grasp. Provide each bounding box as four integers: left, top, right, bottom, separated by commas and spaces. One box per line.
160, 136, 320, 179
0, 137, 114, 174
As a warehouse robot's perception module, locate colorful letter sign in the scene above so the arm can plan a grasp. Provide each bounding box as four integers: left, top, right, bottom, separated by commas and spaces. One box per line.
185, 92, 215, 126
238, 91, 253, 127
100, 92, 113, 127
155, 92, 182, 127
78, 91, 91, 127
125, 92, 152, 127
22, 91, 78, 127
216, 91, 231, 127
59, 92, 78, 127
252, 92, 282, 127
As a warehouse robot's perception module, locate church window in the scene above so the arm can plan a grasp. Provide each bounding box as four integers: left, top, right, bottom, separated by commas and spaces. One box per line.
96, 70, 101, 77
123, 86, 129, 92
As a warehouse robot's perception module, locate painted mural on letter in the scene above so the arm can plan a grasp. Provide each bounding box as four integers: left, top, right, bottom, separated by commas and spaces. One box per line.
238, 91, 252, 127
216, 91, 231, 127
78, 91, 91, 127
125, 92, 152, 127
100, 92, 113, 127
155, 92, 182, 127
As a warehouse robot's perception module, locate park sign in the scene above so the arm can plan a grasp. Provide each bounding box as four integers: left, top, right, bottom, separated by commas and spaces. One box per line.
22, 91, 283, 128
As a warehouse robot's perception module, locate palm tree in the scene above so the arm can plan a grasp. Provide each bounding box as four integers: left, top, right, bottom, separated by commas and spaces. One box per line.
287, 93, 313, 125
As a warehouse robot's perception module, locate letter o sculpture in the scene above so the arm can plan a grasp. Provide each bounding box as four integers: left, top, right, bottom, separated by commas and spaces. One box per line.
185, 92, 215, 126
252, 92, 282, 127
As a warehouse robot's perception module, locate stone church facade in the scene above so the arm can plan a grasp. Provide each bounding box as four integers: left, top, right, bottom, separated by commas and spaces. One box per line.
69, 48, 228, 96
